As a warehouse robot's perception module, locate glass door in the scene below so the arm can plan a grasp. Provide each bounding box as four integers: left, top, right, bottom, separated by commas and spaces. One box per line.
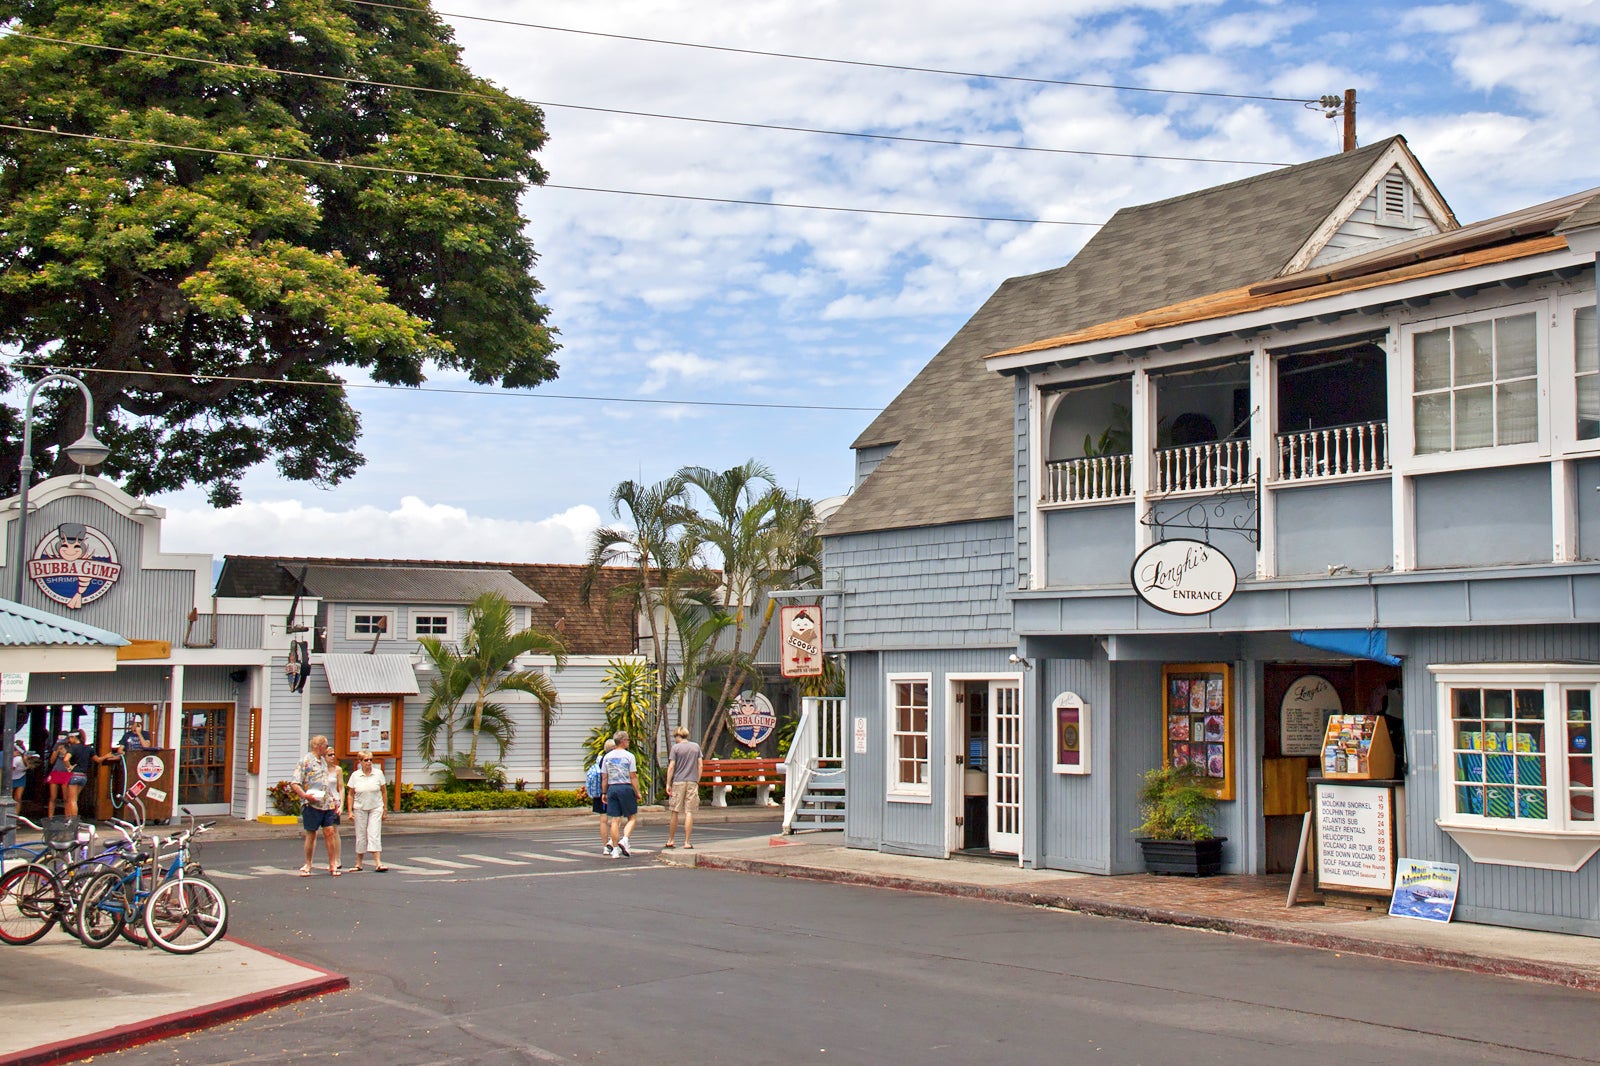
179, 703, 232, 812
987, 682, 1023, 855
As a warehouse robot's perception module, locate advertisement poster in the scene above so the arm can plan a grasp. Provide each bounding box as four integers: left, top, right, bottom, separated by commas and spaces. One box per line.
349, 699, 395, 753
1315, 783, 1396, 893
1052, 692, 1089, 774
779, 605, 824, 678
1389, 858, 1460, 923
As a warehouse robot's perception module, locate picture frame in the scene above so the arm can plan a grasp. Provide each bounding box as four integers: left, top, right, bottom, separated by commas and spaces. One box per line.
1053, 691, 1090, 775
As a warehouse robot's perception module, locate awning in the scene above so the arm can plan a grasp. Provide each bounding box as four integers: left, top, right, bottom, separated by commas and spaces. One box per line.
322, 653, 421, 696
1290, 629, 1401, 666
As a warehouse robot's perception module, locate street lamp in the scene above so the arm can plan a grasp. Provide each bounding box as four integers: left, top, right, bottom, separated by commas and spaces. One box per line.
2, 373, 109, 843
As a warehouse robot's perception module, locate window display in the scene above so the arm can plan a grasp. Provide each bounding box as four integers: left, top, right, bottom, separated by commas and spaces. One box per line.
1162, 663, 1234, 800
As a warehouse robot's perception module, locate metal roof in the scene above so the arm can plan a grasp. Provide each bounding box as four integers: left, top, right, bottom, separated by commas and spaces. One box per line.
322, 653, 421, 696
299, 566, 545, 607
0, 598, 129, 647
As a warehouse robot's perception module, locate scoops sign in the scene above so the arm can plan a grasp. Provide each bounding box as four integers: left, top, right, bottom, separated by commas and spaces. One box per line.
28, 522, 122, 609
1130, 539, 1237, 616
779, 605, 823, 678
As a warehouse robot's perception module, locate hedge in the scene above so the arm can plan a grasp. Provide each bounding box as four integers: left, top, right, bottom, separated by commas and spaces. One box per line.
399, 788, 586, 813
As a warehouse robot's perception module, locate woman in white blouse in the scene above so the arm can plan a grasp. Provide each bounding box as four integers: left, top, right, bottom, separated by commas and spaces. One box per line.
344, 751, 388, 872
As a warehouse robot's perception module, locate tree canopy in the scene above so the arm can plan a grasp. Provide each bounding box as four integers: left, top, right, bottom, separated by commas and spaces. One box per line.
0, 0, 557, 503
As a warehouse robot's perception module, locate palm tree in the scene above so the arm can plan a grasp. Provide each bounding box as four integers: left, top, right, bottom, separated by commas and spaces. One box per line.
418, 591, 568, 778
585, 658, 660, 799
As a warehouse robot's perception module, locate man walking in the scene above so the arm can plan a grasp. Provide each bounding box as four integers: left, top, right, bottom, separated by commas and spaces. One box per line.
601, 730, 639, 857
290, 734, 342, 876
663, 726, 702, 849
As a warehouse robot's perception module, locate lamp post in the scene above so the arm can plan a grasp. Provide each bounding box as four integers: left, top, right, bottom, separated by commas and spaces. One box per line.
2, 373, 110, 843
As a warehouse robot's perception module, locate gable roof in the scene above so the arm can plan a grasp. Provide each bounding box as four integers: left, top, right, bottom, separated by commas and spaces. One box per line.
296, 565, 544, 606
826, 137, 1443, 537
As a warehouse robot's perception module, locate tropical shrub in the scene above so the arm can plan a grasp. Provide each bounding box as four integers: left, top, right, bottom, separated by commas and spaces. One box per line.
267, 780, 302, 817
400, 788, 585, 812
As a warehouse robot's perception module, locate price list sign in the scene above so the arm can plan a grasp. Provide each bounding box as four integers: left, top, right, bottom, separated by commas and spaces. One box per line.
1315, 783, 1396, 893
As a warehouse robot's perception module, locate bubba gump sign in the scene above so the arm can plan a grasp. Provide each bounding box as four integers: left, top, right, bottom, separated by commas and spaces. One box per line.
28, 522, 122, 609
1130, 539, 1236, 616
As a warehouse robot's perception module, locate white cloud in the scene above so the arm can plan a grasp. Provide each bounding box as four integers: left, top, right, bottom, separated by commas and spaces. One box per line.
1200, 7, 1313, 49
1398, 4, 1484, 33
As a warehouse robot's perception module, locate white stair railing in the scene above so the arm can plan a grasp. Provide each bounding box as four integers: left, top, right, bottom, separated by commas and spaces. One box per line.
1154, 439, 1254, 494
1276, 420, 1389, 482
783, 696, 847, 832
1042, 454, 1132, 504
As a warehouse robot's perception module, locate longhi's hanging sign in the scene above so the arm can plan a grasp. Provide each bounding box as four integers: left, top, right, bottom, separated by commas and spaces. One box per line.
28, 522, 122, 609
1131, 539, 1236, 616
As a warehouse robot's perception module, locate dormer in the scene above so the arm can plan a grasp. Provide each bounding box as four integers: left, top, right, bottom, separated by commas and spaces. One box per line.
1289, 141, 1457, 273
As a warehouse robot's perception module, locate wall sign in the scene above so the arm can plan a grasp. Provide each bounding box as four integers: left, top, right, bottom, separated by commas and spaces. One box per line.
853, 717, 868, 755
1279, 674, 1343, 756
730, 692, 777, 746
1315, 783, 1396, 894
1130, 539, 1236, 615
0, 672, 28, 702
28, 522, 122, 609
1052, 692, 1090, 775
779, 605, 824, 678
136, 754, 166, 783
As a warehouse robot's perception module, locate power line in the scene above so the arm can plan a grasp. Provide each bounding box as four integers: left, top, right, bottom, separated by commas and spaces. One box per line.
342, 0, 1316, 104
8, 362, 884, 413
0, 29, 1292, 167
0, 121, 1106, 224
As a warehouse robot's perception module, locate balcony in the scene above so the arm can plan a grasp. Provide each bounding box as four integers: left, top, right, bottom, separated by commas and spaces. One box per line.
1154, 439, 1254, 494
1276, 420, 1389, 483
1043, 454, 1131, 504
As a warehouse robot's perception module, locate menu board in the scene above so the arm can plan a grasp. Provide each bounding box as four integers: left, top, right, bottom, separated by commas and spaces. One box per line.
1162, 663, 1234, 800
1316, 783, 1396, 893
348, 699, 396, 755
1280, 674, 1343, 756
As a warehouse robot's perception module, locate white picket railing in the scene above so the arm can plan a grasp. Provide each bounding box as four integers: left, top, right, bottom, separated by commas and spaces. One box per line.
1042, 454, 1132, 504
782, 696, 846, 833
1276, 421, 1390, 482
1153, 439, 1254, 494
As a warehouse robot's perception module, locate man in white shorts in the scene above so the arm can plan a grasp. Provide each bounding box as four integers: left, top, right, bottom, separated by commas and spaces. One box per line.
664, 726, 702, 849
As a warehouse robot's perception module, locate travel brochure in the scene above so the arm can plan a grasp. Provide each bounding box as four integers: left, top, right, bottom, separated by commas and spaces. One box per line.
1389, 858, 1460, 923
1167, 672, 1226, 779
1322, 714, 1377, 776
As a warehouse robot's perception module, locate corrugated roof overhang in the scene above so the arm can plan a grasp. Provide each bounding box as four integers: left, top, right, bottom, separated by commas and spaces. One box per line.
322, 653, 421, 696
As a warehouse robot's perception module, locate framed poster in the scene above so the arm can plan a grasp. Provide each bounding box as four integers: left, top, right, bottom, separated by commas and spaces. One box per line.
1052, 692, 1090, 774
1280, 674, 1343, 756
1315, 783, 1397, 894
1162, 663, 1234, 800
344, 698, 397, 756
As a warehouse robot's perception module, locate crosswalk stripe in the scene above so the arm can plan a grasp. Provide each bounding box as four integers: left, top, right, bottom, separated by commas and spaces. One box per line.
250, 866, 303, 877
560, 849, 605, 860
372, 861, 450, 875
203, 869, 253, 880
410, 856, 475, 869
459, 853, 530, 866
511, 851, 579, 863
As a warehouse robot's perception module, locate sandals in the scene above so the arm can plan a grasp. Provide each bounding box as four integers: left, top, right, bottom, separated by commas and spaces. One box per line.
375, 866, 389, 873
684, 844, 694, 850
298, 866, 312, 877
329, 867, 343, 877
350, 865, 364, 872
663, 842, 676, 849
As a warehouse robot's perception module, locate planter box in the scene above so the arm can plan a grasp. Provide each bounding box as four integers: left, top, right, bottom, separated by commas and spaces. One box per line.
1137, 836, 1227, 876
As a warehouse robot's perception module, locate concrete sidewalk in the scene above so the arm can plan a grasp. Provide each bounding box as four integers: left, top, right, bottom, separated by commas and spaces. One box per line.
0, 936, 346, 1066
664, 830, 1600, 993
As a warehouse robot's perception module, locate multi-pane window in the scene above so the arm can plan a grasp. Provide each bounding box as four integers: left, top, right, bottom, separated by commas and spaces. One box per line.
1439, 670, 1600, 832
1577, 305, 1597, 441
1413, 311, 1538, 453
413, 613, 451, 638
348, 610, 393, 640
888, 677, 930, 798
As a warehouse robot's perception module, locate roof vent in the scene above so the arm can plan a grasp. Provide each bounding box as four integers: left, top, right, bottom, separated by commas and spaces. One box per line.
1377, 171, 1411, 224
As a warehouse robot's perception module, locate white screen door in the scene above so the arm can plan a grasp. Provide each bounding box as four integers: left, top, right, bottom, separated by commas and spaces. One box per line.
987, 682, 1022, 854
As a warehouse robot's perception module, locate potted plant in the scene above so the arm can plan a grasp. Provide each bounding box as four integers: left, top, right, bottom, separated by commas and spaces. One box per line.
1133, 766, 1226, 876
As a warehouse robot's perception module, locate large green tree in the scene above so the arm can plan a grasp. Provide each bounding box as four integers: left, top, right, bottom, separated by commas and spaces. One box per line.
0, 0, 557, 503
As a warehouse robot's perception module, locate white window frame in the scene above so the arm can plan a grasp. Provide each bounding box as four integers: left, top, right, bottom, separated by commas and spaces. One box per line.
346, 607, 396, 642
1431, 664, 1600, 872
1395, 299, 1549, 475
886, 673, 933, 803
409, 609, 454, 641
1564, 300, 1599, 452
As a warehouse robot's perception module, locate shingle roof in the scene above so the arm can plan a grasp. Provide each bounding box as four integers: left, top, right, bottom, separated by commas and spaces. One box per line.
0, 598, 129, 647
297, 565, 543, 606
826, 137, 1425, 537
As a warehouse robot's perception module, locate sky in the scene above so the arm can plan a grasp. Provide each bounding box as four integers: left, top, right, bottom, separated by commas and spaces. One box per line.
152, 0, 1600, 565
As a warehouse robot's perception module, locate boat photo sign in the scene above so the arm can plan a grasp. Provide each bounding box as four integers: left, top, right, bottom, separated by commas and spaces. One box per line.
1130, 538, 1237, 616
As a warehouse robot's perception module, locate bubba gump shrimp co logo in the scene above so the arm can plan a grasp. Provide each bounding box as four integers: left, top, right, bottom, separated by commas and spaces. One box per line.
27, 522, 122, 609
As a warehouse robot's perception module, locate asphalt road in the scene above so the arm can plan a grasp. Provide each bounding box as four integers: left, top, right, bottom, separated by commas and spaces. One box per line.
95, 821, 1600, 1066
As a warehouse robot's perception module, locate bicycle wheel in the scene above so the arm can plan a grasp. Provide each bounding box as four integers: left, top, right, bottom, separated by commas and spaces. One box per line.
58, 860, 119, 940
0, 865, 61, 945
74, 871, 128, 949
143, 876, 229, 954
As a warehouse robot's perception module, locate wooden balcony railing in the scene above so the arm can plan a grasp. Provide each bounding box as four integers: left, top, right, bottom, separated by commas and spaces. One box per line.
1043, 454, 1132, 504
1154, 439, 1253, 494
1276, 420, 1389, 482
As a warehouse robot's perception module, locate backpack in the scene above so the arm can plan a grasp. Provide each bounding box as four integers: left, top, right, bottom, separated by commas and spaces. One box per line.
586, 758, 604, 797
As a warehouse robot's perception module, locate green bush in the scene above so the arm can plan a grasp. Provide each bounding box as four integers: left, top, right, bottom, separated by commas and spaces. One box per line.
268, 780, 302, 817
400, 788, 585, 813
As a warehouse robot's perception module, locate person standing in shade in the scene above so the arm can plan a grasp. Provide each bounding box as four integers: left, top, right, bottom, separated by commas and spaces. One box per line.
290, 735, 343, 876
589, 737, 616, 854
65, 730, 93, 819
663, 726, 702, 850
345, 751, 388, 872
10, 739, 29, 806
601, 730, 639, 858
45, 736, 70, 818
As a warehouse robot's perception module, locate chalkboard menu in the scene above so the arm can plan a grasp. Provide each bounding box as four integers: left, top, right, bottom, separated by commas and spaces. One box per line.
1162, 663, 1234, 801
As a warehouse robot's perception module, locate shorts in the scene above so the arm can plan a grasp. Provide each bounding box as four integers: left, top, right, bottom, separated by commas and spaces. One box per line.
668, 780, 700, 814
302, 806, 339, 832
591, 796, 608, 815
68, 773, 88, 787
47, 770, 70, 786
605, 784, 638, 819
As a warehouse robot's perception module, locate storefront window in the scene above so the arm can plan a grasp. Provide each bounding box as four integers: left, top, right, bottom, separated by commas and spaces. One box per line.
887, 676, 930, 801
1450, 686, 1546, 820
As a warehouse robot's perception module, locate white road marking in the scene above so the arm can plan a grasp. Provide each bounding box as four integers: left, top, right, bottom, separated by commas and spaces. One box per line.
372, 862, 451, 875
409, 856, 476, 869
459, 853, 531, 866
512, 851, 579, 863
249, 866, 304, 877
202, 869, 253, 880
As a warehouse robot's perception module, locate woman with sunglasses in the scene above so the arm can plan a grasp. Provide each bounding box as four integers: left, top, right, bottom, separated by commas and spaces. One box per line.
345, 751, 388, 872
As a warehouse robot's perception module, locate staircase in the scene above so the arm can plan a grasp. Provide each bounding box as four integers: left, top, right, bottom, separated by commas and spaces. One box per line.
783, 697, 847, 834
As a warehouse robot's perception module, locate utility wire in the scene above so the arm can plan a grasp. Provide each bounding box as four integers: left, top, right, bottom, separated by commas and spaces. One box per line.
8, 361, 884, 413
342, 0, 1316, 104
0, 121, 1105, 224
0, 29, 1292, 167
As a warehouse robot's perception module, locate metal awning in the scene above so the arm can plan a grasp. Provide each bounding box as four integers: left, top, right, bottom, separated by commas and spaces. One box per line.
322, 653, 420, 696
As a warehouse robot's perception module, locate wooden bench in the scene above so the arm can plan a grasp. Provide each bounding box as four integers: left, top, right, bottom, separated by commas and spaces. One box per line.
701, 758, 785, 808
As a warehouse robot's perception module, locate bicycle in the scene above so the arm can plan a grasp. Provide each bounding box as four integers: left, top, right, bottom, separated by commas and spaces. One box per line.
0, 815, 143, 946
75, 819, 229, 954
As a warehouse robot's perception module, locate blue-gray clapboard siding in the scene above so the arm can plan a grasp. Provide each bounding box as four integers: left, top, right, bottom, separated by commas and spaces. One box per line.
1398, 623, 1600, 936
1043, 504, 1136, 587
1274, 479, 1392, 576
1579, 459, 1600, 561
1414, 465, 1552, 569
264, 654, 308, 809
822, 519, 1016, 651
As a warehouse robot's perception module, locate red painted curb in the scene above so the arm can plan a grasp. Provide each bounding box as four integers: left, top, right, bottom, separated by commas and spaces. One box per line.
693, 854, 1600, 993
2, 938, 349, 1066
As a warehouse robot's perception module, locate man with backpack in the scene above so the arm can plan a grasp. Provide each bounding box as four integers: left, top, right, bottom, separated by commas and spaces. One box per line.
587, 738, 615, 855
